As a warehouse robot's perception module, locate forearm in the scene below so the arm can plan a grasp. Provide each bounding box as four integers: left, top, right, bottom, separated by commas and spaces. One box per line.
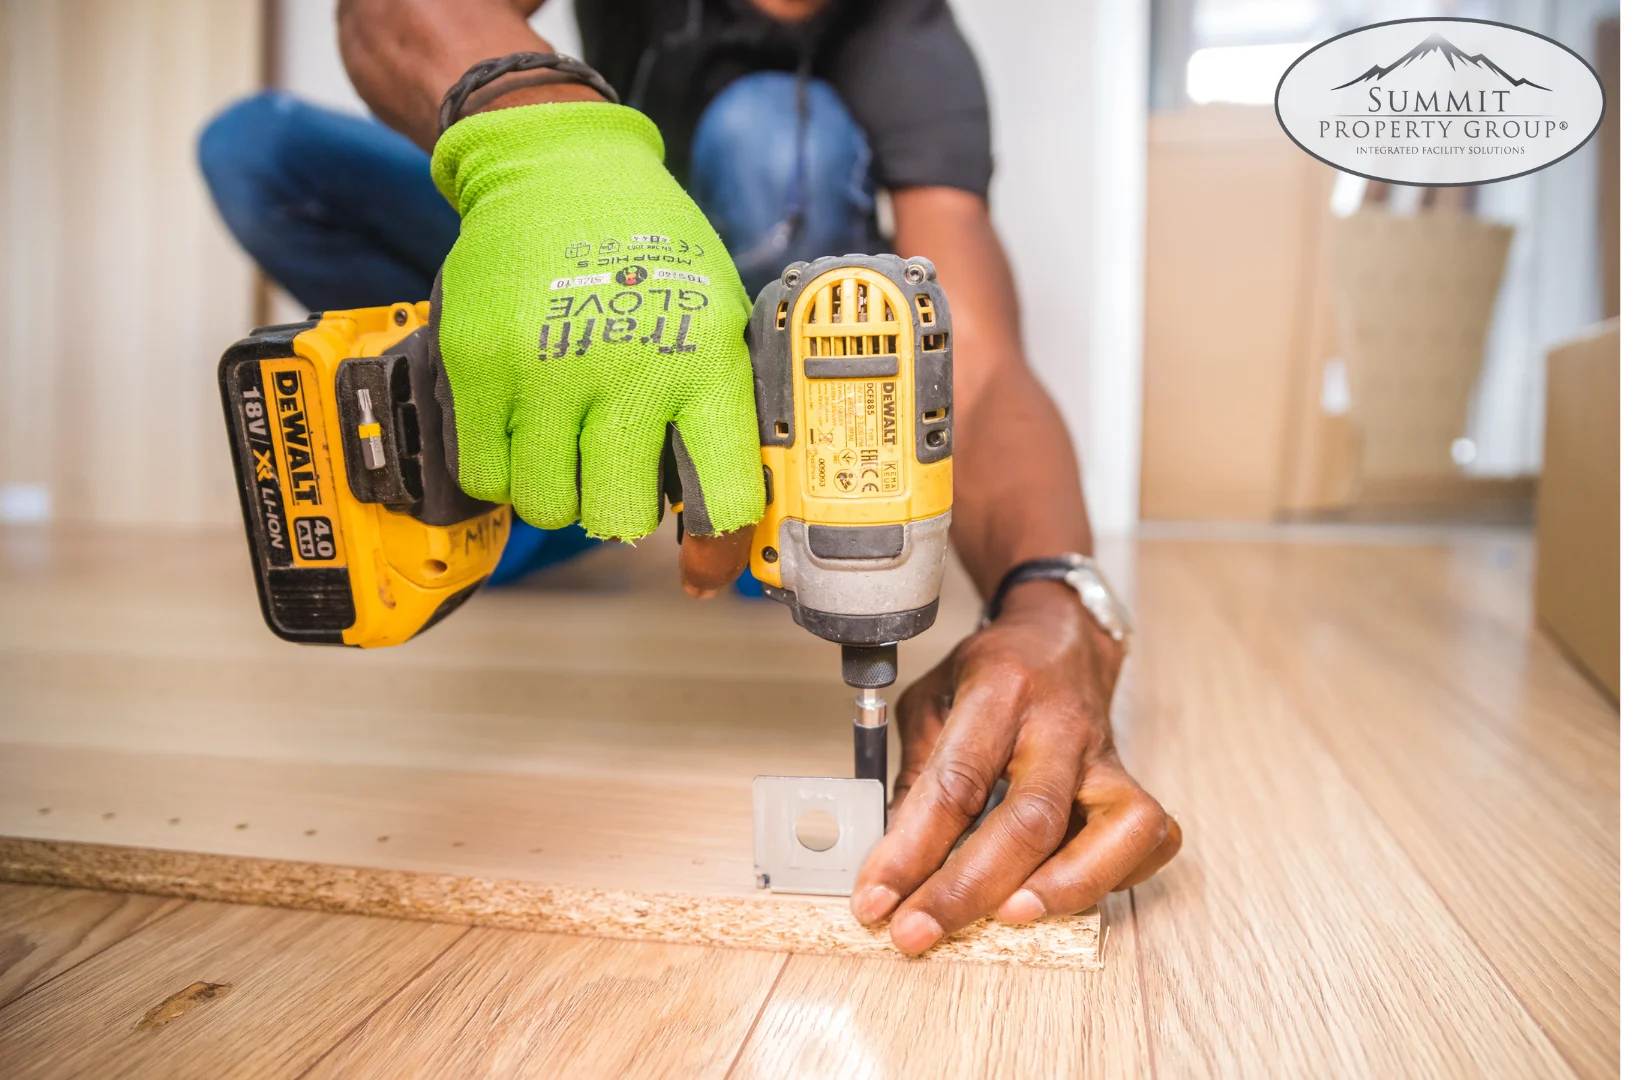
952, 364, 1092, 596
337, 0, 601, 151
891, 188, 1092, 598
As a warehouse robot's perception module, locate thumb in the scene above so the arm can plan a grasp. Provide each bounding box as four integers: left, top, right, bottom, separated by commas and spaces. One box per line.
670, 384, 766, 536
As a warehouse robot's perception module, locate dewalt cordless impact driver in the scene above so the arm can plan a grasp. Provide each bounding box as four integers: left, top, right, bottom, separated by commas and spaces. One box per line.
218, 254, 953, 790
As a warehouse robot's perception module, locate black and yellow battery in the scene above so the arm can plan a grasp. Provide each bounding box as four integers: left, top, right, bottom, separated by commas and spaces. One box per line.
217, 302, 508, 648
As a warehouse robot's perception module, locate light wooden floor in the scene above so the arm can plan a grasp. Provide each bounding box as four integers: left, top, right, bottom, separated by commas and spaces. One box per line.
0, 524, 1619, 1077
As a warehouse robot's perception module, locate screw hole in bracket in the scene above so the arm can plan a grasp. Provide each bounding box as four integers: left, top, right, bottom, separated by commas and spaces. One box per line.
795, 808, 840, 852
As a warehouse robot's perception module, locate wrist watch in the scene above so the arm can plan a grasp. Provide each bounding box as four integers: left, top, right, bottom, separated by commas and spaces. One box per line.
981, 553, 1136, 654
439, 51, 621, 135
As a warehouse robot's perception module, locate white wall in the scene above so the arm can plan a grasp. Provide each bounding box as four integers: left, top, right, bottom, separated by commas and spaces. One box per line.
935, 0, 1148, 536
0, 0, 263, 527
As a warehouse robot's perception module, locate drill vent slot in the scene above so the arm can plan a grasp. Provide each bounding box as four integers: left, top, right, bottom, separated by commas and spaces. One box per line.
915, 294, 936, 325
775, 300, 789, 329
799, 273, 906, 377
807, 334, 897, 358
922, 332, 947, 352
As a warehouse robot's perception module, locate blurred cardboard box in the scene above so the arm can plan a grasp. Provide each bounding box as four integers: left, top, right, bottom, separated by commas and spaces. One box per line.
1139, 107, 1520, 522
1536, 320, 1620, 700
1140, 106, 1338, 520
1330, 209, 1512, 493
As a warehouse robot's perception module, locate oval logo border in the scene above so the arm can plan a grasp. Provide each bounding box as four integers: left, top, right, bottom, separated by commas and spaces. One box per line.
1273, 16, 1607, 187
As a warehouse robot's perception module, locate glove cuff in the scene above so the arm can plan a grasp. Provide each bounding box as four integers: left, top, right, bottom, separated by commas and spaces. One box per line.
431, 103, 666, 209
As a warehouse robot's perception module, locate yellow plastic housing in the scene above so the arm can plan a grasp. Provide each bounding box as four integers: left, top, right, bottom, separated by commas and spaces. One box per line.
280, 303, 509, 647
751, 266, 953, 590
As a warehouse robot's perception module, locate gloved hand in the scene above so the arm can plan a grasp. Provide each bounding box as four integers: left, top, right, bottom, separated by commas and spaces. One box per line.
429, 102, 766, 546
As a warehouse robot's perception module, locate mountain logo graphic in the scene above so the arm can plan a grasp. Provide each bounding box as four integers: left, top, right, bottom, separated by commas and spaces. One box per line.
1331, 32, 1551, 91
1274, 18, 1605, 186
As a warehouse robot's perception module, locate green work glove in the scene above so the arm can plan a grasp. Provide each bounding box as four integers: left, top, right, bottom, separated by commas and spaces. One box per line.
429, 102, 765, 541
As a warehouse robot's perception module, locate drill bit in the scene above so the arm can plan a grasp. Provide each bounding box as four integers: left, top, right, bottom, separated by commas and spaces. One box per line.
356, 388, 386, 470
843, 644, 896, 826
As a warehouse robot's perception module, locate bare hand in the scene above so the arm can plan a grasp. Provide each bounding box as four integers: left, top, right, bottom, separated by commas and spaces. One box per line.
850, 580, 1182, 953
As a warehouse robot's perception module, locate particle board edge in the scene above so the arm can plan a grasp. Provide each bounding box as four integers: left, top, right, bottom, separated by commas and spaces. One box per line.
0, 836, 1107, 971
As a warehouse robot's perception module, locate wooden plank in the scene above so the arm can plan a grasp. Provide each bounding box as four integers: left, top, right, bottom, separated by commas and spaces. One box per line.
308, 930, 785, 1079
0, 900, 465, 1079
0, 532, 972, 891
0, 528, 1124, 965
729, 890, 1147, 1078
0, 883, 183, 1009
1193, 538, 1617, 1077
0, 837, 1107, 970
1115, 539, 1578, 1076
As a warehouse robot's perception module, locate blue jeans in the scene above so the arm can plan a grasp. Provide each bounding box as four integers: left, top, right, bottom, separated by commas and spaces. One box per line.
199, 74, 879, 584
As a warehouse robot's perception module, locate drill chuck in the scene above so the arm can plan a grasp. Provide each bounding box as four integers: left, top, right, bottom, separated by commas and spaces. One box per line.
841, 643, 897, 689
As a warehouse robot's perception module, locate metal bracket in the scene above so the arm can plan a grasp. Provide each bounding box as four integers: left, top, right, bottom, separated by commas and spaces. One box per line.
752, 776, 884, 896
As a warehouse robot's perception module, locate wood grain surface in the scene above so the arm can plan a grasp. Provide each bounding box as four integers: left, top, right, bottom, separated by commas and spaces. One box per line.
308, 931, 785, 1079
0, 883, 182, 1008
1251, 541, 1617, 1076
729, 892, 1147, 1080
1116, 539, 1583, 1078
0, 523, 1620, 1077
0, 900, 466, 1079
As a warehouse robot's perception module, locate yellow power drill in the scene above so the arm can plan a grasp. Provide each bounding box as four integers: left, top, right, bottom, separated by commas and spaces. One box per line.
218, 255, 954, 793
744, 254, 954, 792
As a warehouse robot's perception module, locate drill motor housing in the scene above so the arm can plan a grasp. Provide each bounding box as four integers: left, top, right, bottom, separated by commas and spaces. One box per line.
747, 254, 955, 673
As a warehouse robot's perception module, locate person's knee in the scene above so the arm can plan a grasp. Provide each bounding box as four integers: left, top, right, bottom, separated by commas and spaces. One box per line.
198, 91, 294, 194
197, 91, 307, 245
692, 73, 869, 198
691, 73, 876, 276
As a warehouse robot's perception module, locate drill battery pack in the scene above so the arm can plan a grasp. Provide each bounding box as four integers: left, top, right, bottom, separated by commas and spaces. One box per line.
217, 303, 508, 648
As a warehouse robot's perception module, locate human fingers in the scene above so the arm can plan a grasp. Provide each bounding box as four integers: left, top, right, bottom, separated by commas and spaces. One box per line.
882, 719, 1082, 953
995, 756, 1176, 921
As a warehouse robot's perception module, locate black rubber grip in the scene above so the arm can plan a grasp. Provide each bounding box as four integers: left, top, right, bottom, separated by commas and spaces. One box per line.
854, 722, 888, 826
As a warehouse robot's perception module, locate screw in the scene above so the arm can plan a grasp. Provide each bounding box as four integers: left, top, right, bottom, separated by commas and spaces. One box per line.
762, 546, 779, 563
393, 307, 408, 326
904, 263, 926, 284
783, 267, 804, 287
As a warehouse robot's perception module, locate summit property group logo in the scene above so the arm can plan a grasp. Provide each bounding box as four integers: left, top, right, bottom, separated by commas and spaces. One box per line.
1275, 18, 1605, 185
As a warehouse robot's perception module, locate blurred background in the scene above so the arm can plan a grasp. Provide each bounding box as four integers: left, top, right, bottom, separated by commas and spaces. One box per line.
0, 1, 1620, 634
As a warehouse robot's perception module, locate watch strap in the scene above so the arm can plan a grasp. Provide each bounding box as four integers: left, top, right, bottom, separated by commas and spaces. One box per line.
439, 51, 622, 136
985, 556, 1087, 623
